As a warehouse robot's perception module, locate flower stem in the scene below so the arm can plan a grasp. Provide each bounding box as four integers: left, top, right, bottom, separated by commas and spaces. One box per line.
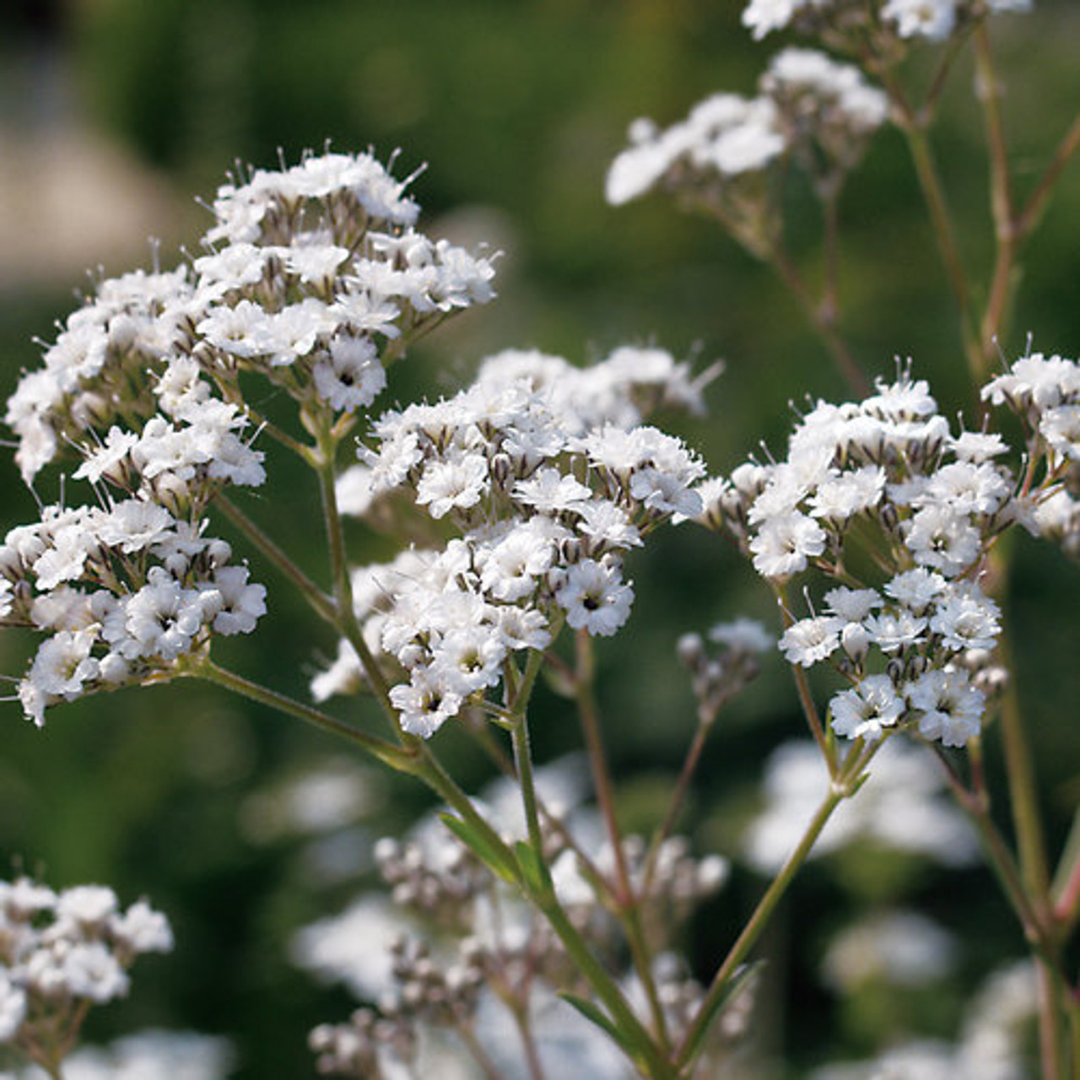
573, 631, 672, 1051
214, 493, 336, 625
675, 739, 877, 1072
883, 71, 984, 386
189, 658, 419, 774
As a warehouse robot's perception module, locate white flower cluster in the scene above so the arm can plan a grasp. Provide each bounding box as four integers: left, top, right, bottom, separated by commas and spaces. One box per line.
1, 494, 267, 726
7, 149, 496, 487
702, 369, 1026, 747
983, 351, 1080, 558
315, 346, 706, 737
742, 0, 1031, 45
605, 47, 885, 209
0, 878, 172, 1060
3, 150, 499, 728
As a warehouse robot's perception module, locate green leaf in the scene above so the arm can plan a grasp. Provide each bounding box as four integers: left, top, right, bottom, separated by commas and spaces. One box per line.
558, 992, 640, 1063
681, 960, 764, 1068
513, 840, 549, 894
438, 813, 518, 884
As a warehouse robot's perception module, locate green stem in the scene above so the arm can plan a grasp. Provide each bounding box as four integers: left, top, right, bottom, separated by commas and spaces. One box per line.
214, 493, 337, 626
537, 896, 678, 1080
883, 70, 984, 386
973, 25, 1019, 365
768, 246, 868, 397
190, 658, 419, 774
311, 421, 400, 729
512, 715, 552, 892
774, 585, 835, 773
573, 631, 672, 1051
1017, 110, 1080, 240
675, 739, 877, 1072
996, 627, 1052, 902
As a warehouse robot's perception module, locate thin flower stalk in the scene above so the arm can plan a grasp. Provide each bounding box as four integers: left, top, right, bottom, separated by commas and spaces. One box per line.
675, 738, 879, 1074
572, 631, 673, 1053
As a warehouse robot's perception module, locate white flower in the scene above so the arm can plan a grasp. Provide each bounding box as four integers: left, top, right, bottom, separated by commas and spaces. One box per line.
882, 0, 957, 41
110, 900, 174, 955
25, 629, 100, 713
823, 587, 881, 623
749, 512, 827, 580
741, 0, 807, 40
390, 668, 465, 738
554, 558, 634, 637
57, 884, 119, 926
885, 567, 947, 613
313, 335, 386, 413
908, 667, 985, 747
203, 565, 267, 636
513, 468, 592, 514
779, 615, 844, 667
863, 609, 927, 653
415, 452, 489, 519
97, 500, 175, 554
809, 466, 885, 521
929, 583, 1000, 652
903, 504, 982, 576
830, 675, 905, 742
61, 942, 130, 1003
479, 522, 557, 601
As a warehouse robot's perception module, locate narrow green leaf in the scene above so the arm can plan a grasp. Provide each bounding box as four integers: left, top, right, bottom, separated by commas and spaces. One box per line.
514, 840, 548, 894
438, 813, 517, 884
558, 992, 640, 1062
682, 961, 764, 1068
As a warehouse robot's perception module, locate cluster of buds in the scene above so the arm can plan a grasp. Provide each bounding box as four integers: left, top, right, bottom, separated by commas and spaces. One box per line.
0, 877, 172, 1074
373, 835, 487, 931
309, 1005, 416, 1079
677, 617, 774, 724
387, 935, 485, 1026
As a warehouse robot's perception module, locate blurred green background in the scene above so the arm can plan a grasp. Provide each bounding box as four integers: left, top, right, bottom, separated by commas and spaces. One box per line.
1, 1, 1079, 1075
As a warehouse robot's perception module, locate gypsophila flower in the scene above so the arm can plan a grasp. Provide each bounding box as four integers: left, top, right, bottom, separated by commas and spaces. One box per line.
700, 363, 1050, 749
0, 876, 171, 1071
311, 345, 708, 738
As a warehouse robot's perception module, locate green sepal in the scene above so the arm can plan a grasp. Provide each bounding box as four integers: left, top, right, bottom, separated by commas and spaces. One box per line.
439, 813, 518, 884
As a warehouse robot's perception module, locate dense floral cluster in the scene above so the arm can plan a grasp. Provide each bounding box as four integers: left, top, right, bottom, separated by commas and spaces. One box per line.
699, 368, 1031, 747
0, 878, 172, 1068
313, 344, 707, 737
605, 46, 886, 223
2, 150, 497, 728
741, 0, 1032, 45
984, 351, 1080, 558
